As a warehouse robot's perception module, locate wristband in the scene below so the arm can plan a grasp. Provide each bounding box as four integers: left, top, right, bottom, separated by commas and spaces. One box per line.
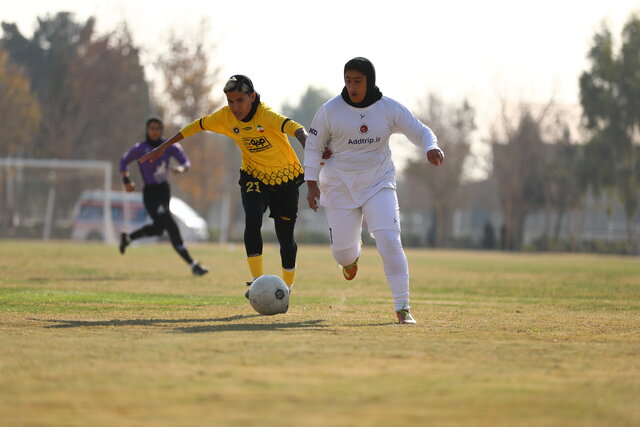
122, 176, 131, 185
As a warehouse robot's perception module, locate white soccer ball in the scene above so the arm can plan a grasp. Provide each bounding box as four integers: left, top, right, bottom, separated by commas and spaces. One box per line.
248, 275, 290, 315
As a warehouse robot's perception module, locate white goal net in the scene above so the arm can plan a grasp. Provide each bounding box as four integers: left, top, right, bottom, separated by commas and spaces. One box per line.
0, 158, 114, 243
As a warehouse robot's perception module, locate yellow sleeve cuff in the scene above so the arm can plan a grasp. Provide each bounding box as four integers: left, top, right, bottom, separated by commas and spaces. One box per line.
283, 118, 303, 137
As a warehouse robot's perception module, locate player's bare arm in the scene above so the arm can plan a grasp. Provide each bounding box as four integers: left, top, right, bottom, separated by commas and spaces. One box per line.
306, 180, 320, 211
294, 128, 307, 148
427, 148, 444, 166
294, 128, 331, 158
139, 132, 184, 163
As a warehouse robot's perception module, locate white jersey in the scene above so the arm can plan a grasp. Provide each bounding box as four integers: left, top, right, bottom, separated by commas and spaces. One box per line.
304, 95, 440, 208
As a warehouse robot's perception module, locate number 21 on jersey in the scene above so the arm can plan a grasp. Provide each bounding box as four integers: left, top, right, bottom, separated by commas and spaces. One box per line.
246, 181, 261, 193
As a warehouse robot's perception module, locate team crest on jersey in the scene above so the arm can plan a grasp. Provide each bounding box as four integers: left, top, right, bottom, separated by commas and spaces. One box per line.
233, 127, 240, 133
257, 125, 265, 133
242, 136, 272, 152
360, 124, 368, 134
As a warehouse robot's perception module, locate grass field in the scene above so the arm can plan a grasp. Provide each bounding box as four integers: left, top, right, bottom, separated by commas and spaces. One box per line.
1, 240, 639, 426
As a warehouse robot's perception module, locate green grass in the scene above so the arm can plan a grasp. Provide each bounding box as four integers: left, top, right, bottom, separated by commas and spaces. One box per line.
0, 240, 639, 426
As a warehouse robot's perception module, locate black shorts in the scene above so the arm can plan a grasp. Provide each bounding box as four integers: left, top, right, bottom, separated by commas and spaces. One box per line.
238, 170, 302, 220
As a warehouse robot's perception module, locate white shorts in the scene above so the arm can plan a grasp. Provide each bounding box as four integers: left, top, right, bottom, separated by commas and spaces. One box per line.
325, 189, 400, 251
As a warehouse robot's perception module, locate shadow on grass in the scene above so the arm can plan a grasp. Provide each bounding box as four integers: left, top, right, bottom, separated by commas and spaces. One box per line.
30, 316, 393, 331
175, 319, 330, 333
31, 314, 261, 328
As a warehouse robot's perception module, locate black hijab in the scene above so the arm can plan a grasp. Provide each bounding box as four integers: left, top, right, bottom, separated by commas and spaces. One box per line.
341, 57, 383, 108
145, 116, 164, 148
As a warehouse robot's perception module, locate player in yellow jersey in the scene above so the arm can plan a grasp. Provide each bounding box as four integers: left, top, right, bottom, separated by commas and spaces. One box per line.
140, 75, 307, 295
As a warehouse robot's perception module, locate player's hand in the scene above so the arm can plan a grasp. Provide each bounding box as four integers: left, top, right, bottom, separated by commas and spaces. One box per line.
139, 146, 166, 164
307, 181, 321, 212
171, 165, 185, 174
124, 182, 136, 192
427, 148, 444, 166
322, 148, 332, 159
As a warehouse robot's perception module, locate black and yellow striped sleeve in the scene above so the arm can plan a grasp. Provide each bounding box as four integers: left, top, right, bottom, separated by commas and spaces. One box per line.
282, 117, 303, 137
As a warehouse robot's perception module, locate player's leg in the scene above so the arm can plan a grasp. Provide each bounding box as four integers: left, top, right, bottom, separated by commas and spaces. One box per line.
159, 184, 207, 275
157, 210, 208, 275
325, 207, 363, 280
240, 172, 269, 283
120, 184, 164, 254
270, 184, 299, 289
154, 185, 209, 276
274, 217, 296, 287
130, 183, 207, 275
363, 189, 415, 324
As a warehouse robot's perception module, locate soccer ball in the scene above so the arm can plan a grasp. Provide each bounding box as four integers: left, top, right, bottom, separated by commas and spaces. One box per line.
248, 275, 290, 315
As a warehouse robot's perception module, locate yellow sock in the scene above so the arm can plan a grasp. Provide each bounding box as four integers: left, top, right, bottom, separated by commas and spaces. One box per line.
282, 268, 295, 287
247, 255, 263, 280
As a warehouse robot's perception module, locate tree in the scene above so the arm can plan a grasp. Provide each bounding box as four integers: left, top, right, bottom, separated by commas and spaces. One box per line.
282, 86, 332, 161
538, 121, 584, 249
0, 48, 41, 233
0, 48, 40, 157
282, 86, 332, 129
401, 94, 474, 247
1, 12, 151, 163
580, 14, 640, 249
490, 106, 547, 250
1, 12, 151, 235
155, 22, 224, 218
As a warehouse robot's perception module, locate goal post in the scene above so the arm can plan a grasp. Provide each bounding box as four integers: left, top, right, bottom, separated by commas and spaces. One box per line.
0, 157, 115, 244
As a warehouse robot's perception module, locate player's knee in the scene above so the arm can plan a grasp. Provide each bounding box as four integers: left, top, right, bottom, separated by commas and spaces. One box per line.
281, 239, 297, 252
157, 212, 172, 224
245, 218, 262, 232
372, 229, 403, 251
275, 216, 296, 228
333, 246, 359, 266
275, 217, 295, 239
278, 235, 296, 249
148, 222, 164, 236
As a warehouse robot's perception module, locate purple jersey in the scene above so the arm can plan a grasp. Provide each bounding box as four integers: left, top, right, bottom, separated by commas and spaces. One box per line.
119, 140, 190, 185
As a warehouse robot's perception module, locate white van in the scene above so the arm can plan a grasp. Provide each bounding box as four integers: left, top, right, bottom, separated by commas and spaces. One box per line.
71, 190, 208, 242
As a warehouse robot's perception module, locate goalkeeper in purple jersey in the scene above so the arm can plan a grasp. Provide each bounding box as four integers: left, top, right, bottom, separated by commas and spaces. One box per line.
118, 117, 209, 276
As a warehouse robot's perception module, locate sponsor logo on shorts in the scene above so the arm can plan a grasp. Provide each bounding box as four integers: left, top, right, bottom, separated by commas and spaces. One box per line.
243, 136, 272, 152
348, 136, 381, 145
309, 128, 318, 136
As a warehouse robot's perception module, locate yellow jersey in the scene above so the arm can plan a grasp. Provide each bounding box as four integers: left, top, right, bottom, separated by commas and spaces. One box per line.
180, 103, 304, 186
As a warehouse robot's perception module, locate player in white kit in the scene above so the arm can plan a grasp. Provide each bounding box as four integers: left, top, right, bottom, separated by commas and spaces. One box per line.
304, 57, 444, 324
